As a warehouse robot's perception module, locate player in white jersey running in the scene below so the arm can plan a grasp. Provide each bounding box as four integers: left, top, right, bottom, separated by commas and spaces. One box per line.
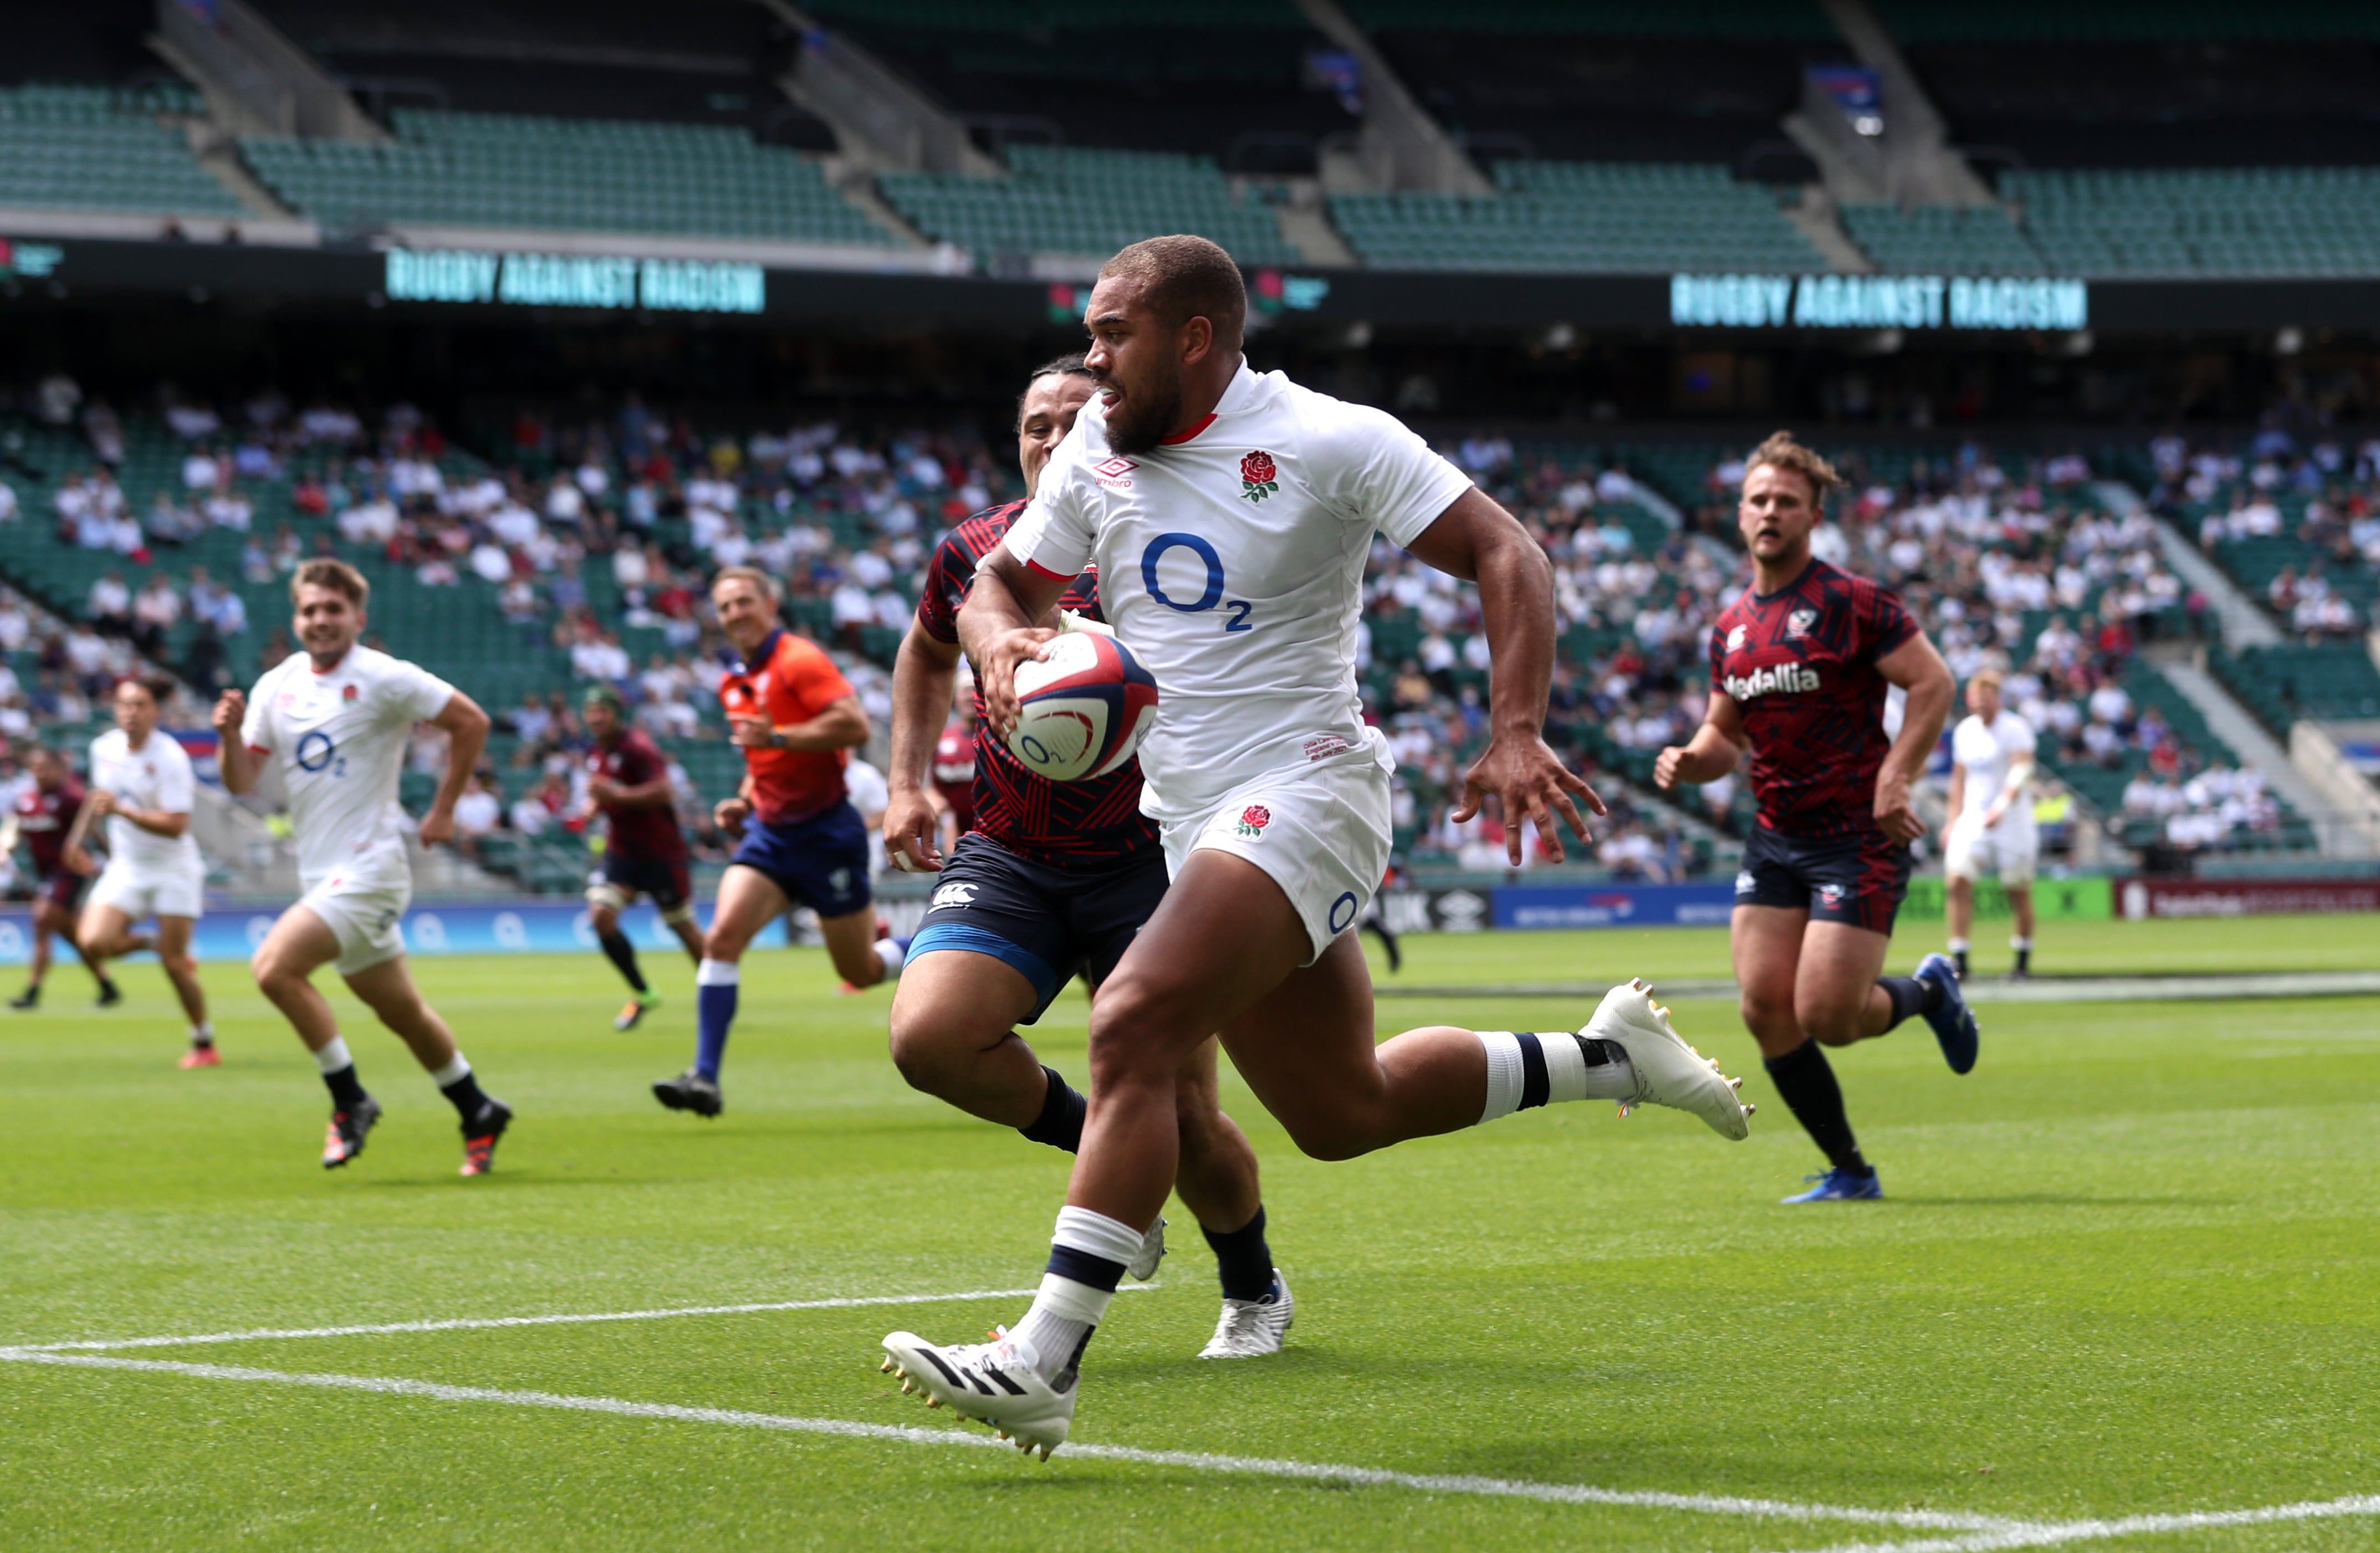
212, 559, 514, 1176
1942, 667, 2039, 979
65, 676, 214, 1064
877, 236, 1753, 1457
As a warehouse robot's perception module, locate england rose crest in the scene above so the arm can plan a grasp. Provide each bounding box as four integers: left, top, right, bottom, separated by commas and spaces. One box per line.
1239, 449, 1278, 503
1235, 803, 1273, 839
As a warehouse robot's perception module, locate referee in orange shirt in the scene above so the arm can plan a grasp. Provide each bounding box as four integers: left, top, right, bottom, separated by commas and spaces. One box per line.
652, 566, 908, 1117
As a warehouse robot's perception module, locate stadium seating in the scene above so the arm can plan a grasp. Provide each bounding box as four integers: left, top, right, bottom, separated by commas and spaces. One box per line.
800, 1, 1352, 170
1329, 161, 1824, 273
2009, 168, 2380, 278
0, 84, 246, 219
1839, 205, 2046, 274
241, 110, 893, 246
2216, 642, 2380, 726
879, 145, 1299, 268
1875, 1, 2380, 42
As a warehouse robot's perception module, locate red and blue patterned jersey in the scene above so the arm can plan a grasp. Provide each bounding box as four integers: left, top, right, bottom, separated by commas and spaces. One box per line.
14, 776, 83, 876
588, 728, 686, 862
1709, 559, 1920, 839
916, 500, 1159, 864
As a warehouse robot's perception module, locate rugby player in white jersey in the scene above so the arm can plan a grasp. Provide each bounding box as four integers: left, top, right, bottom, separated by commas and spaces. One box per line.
66, 676, 214, 1064
212, 559, 515, 1176
878, 236, 1752, 1456
1942, 667, 2040, 979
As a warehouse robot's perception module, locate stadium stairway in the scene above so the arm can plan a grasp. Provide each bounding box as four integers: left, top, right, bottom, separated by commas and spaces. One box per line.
2105, 482, 2285, 649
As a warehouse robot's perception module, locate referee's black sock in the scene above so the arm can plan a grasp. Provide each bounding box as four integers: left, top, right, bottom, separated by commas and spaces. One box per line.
1019, 1064, 1087, 1153
598, 929, 648, 995
1202, 1205, 1278, 1303
1876, 975, 1943, 1032
1763, 1039, 1871, 1176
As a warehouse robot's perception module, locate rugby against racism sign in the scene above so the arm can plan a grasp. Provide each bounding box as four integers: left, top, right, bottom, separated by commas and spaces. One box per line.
1669, 271, 2090, 331
383, 246, 765, 314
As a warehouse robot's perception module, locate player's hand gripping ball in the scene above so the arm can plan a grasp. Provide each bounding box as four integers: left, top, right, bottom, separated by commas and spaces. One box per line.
1004, 631, 1158, 782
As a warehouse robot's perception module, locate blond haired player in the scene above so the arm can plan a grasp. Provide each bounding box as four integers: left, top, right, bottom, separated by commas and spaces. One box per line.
1943, 667, 2039, 979
213, 559, 514, 1176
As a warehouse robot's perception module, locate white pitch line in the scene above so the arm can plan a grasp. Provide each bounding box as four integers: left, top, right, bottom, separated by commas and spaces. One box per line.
6, 1285, 1157, 1355
1776, 1493, 2380, 1553
0, 1348, 2020, 1532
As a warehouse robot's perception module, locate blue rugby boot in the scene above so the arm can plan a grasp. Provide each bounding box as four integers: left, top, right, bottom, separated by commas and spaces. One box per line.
1781, 1166, 1883, 1203
1913, 952, 1979, 1075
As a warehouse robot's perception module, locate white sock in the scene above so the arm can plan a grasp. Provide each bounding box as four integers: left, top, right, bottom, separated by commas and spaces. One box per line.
696, 958, 739, 987
1009, 1206, 1141, 1381
430, 1053, 471, 1088
1948, 937, 1972, 954
874, 938, 906, 979
1476, 1030, 1637, 1123
313, 1035, 353, 1075
2010, 937, 2033, 951
190, 1021, 213, 1044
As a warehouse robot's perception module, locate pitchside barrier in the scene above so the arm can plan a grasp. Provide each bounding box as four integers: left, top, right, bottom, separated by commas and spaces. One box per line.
0, 876, 2370, 964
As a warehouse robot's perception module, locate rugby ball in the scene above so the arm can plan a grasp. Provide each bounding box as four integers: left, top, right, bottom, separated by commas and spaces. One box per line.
1006, 632, 1158, 782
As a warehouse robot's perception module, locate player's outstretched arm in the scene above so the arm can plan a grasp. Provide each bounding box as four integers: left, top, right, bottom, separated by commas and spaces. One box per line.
1874, 634, 1954, 844
418, 690, 491, 848
1407, 487, 1604, 865
957, 552, 1069, 741
212, 689, 261, 795
1655, 692, 1746, 791
886, 621, 963, 872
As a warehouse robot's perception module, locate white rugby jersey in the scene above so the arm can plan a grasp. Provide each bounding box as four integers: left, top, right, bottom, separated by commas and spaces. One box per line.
241, 647, 457, 882
88, 727, 202, 872
1951, 709, 2037, 825
1004, 362, 1473, 822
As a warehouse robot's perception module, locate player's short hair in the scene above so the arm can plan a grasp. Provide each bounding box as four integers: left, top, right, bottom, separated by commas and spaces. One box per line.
1969, 666, 2005, 688
291, 556, 370, 609
115, 673, 175, 704
583, 684, 626, 714
1098, 235, 1247, 351
711, 564, 779, 605
1743, 431, 1846, 506
1017, 351, 1096, 430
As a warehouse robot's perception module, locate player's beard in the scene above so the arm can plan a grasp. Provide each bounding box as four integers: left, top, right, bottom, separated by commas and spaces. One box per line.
1100, 361, 1184, 457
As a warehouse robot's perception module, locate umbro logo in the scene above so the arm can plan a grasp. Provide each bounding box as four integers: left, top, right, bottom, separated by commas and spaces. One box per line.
1092, 456, 1137, 478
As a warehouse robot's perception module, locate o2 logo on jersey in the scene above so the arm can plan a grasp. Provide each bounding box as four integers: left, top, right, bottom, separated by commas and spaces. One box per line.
1141, 533, 1252, 632
294, 730, 347, 777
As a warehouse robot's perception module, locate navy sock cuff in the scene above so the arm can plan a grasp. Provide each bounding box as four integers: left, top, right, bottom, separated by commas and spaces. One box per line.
1045, 1244, 1126, 1293
1019, 1065, 1087, 1153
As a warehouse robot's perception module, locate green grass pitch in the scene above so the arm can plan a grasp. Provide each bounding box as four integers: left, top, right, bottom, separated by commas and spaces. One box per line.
2, 916, 2375, 1551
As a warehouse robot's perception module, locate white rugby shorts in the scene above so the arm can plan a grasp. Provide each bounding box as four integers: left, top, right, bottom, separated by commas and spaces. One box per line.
1161, 742, 1393, 965
1944, 813, 2039, 887
298, 867, 411, 976
88, 855, 205, 921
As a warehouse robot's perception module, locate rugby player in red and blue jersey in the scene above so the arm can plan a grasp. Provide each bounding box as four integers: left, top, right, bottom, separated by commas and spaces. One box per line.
880, 354, 1288, 1359
1657, 432, 1975, 1203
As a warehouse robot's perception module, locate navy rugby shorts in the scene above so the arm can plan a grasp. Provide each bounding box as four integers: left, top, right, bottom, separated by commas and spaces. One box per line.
906, 832, 1167, 1022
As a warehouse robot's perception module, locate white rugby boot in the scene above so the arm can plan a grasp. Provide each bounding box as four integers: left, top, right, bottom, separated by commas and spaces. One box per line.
1198, 1270, 1294, 1359
1587, 979, 1754, 1140
880, 1329, 1075, 1459
1126, 1215, 1167, 1281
